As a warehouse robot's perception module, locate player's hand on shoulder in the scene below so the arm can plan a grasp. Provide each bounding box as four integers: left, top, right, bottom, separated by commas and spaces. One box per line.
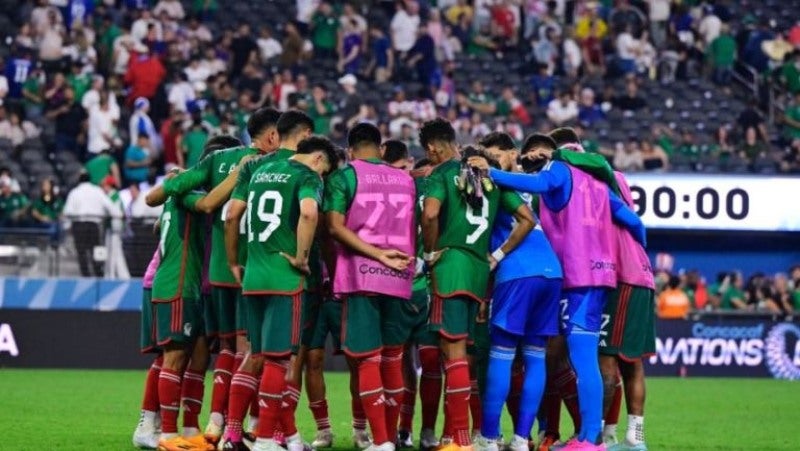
466, 156, 489, 171
237, 154, 258, 168
279, 252, 311, 275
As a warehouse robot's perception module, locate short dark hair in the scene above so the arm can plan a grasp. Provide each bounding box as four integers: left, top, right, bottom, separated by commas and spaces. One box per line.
413, 158, 431, 170
479, 132, 516, 151
419, 117, 455, 149
549, 127, 580, 147
247, 107, 281, 139
276, 110, 314, 139
382, 140, 408, 164
347, 123, 382, 149
521, 133, 557, 154
297, 135, 340, 170
461, 145, 500, 169
202, 135, 243, 159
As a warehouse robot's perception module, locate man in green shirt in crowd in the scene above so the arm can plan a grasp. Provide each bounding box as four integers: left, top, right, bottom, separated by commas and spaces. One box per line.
307, 84, 336, 135
84, 149, 121, 187
68, 61, 92, 103
182, 119, 211, 169
708, 24, 737, 87
311, 2, 340, 58
0, 179, 30, 227
783, 91, 800, 141
779, 52, 800, 94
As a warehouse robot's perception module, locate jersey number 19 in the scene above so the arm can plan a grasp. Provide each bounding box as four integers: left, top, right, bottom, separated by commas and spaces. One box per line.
247, 190, 283, 242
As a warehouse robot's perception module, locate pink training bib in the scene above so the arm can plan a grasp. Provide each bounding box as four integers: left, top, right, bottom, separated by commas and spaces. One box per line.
142, 248, 160, 289
538, 165, 617, 289
333, 159, 416, 299
613, 172, 654, 289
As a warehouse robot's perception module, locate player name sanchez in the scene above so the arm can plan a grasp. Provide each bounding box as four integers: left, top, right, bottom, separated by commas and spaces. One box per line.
363, 174, 406, 185
254, 172, 291, 184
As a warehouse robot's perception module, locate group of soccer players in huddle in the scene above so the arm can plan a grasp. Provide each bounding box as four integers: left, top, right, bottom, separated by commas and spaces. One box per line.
132, 106, 656, 451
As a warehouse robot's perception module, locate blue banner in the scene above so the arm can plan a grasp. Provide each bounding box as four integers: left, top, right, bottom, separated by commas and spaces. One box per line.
0, 277, 143, 311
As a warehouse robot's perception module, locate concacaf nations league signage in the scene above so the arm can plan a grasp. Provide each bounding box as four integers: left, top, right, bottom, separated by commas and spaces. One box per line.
648, 318, 800, 380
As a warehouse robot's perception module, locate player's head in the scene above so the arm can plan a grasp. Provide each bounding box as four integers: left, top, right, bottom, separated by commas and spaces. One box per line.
382, 139, 411, 170
549, 127, 585, 152
480, 131, 517, 171
519, 133, 557, 173
419, 117, 456, 165
296, 135, 340, 176
347, 123, 382, 158
247, 107, 281, 152
201, 135, 243, 160
276, 110, 314, 146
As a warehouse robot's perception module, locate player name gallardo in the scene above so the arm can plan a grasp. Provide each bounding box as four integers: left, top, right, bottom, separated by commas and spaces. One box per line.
253, 172, 292, 184
363, 173, 406, 185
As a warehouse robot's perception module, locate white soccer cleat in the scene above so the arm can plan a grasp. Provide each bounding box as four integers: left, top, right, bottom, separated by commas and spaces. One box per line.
311, 428, 334, 448
251, 438, 285, 451
474, 433, 499, 451
366, 442, 396, 451
132, 413, 159, 449
507, 435, 529, 451
204, 420, 224, 446
286, 433, 313, 451
419, 428, 440, 450
353, 428, 372, 449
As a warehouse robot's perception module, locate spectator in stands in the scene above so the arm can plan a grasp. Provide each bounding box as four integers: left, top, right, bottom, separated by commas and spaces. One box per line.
308, 84, 335, 135
185, 15, 212, 42
124, 134, 153, 184
670, 4, 694, 46
0, 175, 29, 227
340, 2, 367, 37
746, 273, 782, 313
719, 271, 748, 310
613, 78, 647, 112
280, 22, 307, 70
713, 124, 735, 157
490, 0, 520, 50
87, 92, 120, 157
614, 137, 644, 171
123, 46, 165, 108
742, 18, 774, 73
388, 85, 415, 137
577, 87, 604, 127
311, 1, 339, 59
49, 86, 87, 154
646, 0, 671, 48
782, 91, 800, 141
367, 24, 393, 83
616, 24, 639, 75
167, 72, 194, 113
738, 126, 768, 165
0, 110, 39, 147
405, 23, 437, 86
84, 147, 120, 187
338, 19, 364, 75
676, 128, 704, 163
772, 273, 795, 313
154, 0, 185, 21
44, 72, 68, 113
533, 26, 559, 75
129, 97, 161, 155
81, 76, 118, 116
30, 177, 63, 234
391, 0, 420, 54
609, 0, 646, 36
445, 0, 473, 26
257, 26, 282, 63
698, 5, 722, 50
575, 2, 606, 75
229, 23, 257, 79
184, 55, 210, 85
778, 51, 800, 95
467, 80, 496, 116
530, 63, 555, 108
160, 110, 185, 170
641, 139, 669, 171
21, 63, 45, 120
657, 275, 691, 319
497, 86, 531, 126
38, 8, 65, 70
708, 24, 737, 88
546, 90, 578, 126
336, 73, 362, 126
63, 171, 122, 277
182, 115, 210, 168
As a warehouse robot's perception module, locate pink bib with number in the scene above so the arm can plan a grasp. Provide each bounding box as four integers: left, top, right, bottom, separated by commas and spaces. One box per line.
539, 165, 617, 289
613, 172, 654, 289
142, 248, 160, 289
333, 159, 416, 299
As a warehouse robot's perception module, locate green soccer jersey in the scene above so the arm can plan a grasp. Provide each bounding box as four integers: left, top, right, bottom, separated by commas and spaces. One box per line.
164, 146, 260, 286
242, 159, 323, 294
425, 159, 523, 299
151, 192, 205, 302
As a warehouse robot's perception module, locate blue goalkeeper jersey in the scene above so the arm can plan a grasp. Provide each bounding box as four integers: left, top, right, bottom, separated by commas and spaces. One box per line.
490, 191, 562, 285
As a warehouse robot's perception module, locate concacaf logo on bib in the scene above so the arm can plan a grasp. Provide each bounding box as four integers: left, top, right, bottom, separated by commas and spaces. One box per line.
764, 323, 800, 380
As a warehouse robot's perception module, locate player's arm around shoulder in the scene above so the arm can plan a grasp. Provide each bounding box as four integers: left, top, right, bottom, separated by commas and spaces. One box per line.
194, 154, 255, 214
421, 169, 445, 266
490, 190, 535, 268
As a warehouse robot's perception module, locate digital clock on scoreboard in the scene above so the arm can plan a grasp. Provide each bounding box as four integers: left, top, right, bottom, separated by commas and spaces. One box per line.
624, 174, 800, 232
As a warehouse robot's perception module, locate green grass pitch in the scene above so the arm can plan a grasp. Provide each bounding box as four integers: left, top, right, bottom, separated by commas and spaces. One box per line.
0, 369, 797, 450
